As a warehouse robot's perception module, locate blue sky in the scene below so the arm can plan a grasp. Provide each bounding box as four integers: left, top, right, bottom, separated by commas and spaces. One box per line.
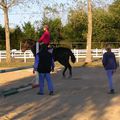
0, 0, 114, 28
0, 0, 71, 28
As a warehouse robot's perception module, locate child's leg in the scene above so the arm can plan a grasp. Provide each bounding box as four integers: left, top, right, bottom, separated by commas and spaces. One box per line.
45, 73, 54, 92
39, 73, 45, 94
106, 70, 114, 90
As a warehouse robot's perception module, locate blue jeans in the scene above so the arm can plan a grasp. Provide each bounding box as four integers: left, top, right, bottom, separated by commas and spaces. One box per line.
39, 73, 54, 94
106, 70, 114, 90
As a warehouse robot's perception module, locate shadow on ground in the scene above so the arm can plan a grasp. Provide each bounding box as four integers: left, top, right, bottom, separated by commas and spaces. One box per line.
0, 67, 120, 120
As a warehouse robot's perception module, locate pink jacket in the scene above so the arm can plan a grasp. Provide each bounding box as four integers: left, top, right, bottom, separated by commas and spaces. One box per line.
38, 30, 50, 45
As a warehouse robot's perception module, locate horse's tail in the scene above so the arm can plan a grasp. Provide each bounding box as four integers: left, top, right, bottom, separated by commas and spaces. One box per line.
69, 49, 76, 63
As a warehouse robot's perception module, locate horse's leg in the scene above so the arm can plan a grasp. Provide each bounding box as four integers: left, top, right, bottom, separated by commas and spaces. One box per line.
63, 63, 72, 78
63, 66, 67, 77
57, 58, 68, 77
68, 63, 72, 78
58, 60, 67, 77
58, 59, 72, 78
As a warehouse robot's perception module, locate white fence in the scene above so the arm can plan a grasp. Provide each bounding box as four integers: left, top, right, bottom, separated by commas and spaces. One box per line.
72, 48, 120, 63
0, 48, 120, 64
0, 49, 34, 62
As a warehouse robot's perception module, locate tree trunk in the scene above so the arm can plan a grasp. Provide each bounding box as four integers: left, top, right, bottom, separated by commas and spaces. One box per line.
85, 0, 92, 63
3, 7, 11, 63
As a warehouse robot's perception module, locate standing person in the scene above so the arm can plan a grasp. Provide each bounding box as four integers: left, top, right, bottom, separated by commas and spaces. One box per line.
38, 25, 50, 46
102, 45, 117, 94
33, 44, 54, 95
34, 25, 50, 87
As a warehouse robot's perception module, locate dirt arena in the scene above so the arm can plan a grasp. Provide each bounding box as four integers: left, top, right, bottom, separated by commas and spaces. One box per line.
0, 66, 120, 120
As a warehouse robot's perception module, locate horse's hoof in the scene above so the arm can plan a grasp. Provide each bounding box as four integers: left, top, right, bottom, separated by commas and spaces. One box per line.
62, 74, 65, 77
62, 75, 66, 78
68, 75, 72, 79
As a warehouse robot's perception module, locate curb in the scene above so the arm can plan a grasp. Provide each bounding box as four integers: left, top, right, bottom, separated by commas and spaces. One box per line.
1, 83, 39, 97
0, 66, 33, 73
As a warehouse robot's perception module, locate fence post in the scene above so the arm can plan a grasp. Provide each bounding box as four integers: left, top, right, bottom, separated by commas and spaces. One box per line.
24, 52, 26, 63
95, 48, 98, 57
11, 51, 14, 58
102, 49, 105, 55
76, 49, 79, 62
0, 51, 1, 62
119, 48, 120, 67
73, 49, 78, 62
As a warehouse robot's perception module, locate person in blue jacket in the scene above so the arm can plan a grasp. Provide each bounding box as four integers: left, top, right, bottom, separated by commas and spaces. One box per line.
102, 45, 117, 94
33, 44, 54, 95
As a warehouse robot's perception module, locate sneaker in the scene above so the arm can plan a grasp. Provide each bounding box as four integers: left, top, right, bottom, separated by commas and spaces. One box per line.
108, 89, 115, 94
37, 92, 44, 95
49, 91, 54, 95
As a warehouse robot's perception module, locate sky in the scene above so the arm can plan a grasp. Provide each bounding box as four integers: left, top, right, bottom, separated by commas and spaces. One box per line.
0, 0, 71, 28
0, 0, 114, 28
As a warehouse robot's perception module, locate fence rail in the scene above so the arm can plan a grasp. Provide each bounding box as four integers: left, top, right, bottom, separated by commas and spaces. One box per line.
0, 50, 34, 62
0, 48, 120, 64
72, 48, 120, 63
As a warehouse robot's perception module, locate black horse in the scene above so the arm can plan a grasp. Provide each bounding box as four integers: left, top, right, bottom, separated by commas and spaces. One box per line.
21, 39, 76, 77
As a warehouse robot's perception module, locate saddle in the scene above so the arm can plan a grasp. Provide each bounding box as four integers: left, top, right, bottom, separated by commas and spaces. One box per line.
36, 42, 53, 54
48, 48, 53, 54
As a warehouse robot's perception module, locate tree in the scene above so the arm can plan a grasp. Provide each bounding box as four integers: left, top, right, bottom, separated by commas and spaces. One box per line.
22, 22, 36, 40
0, 0, 26, 63
0, 0, 42, 63
0, 25, 5, 49
108, 0, 120, 43
92, 8, 108, 47
85, 0, 92, 63
42, 6, 63, 44
0, 25, 5, 41
66, 9, 87, 44
0, 0, 13, 63
92, 0, 120, 48
10, 26, 23, 49
48, 18, 62, 44
37, 17, 63, 44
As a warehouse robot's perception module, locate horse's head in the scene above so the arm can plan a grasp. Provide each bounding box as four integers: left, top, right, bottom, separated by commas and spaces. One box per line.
21, 39, 35, 52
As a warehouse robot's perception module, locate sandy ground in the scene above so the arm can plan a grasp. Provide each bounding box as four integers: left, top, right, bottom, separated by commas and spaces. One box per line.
0, 66, 120, 120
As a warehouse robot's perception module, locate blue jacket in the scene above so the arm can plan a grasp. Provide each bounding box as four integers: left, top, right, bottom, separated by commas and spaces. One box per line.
102, 52, 117, 70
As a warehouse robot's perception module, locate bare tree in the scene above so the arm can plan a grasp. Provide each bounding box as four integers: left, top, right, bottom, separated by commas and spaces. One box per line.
0, 0, 55, 64
72, 0, 92, 63
85, 0, 92, 63
0, 0, 28, 63
0, 0, 19, 63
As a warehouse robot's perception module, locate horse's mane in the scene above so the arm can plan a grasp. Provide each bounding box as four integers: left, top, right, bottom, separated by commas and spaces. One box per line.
24, 39, 36, 46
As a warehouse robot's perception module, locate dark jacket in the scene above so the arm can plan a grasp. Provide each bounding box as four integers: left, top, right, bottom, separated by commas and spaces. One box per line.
102, 52, 117, 70
34, 50, 54, 73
